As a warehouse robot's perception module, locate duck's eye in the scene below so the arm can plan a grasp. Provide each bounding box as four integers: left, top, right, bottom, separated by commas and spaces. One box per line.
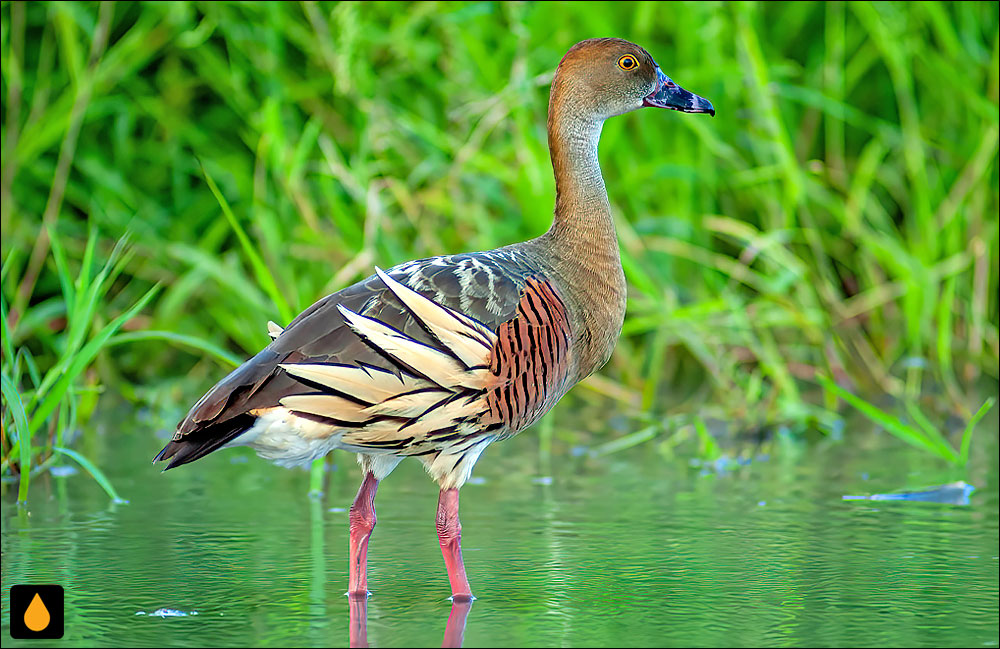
617, 55, 638, 71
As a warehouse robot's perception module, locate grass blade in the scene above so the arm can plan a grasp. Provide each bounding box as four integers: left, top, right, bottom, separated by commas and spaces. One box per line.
589, 425, 659, 457
903, 400, 958, 462
694, 416, 721, 460
52, 445, 127, 504
0, 290, 15, 375
201, 161, 295, 325
47, 223, 76, 312
817, 374, 958, 464
1, 374, 32, 504
107, 330, 242, 367
29, 284, 161, 433
960, 397, 995, 465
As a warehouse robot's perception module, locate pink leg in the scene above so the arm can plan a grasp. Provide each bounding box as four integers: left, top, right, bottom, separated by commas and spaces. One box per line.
348, 471, 380, 598
436, 488, 474, 601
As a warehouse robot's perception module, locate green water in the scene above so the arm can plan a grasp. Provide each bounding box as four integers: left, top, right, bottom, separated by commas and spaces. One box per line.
2, 411, 998, 647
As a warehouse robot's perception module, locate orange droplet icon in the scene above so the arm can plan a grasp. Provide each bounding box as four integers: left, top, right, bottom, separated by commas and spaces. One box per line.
24, 592, 51, 632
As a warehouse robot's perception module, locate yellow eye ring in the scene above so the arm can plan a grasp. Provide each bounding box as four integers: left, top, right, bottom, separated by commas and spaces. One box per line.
618, 55, 638, 71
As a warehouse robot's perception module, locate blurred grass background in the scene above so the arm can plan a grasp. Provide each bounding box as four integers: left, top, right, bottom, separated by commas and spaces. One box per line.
1, 1, 998, 498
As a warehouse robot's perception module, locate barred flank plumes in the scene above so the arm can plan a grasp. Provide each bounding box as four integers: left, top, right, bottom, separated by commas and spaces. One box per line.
484, 278, 573, 435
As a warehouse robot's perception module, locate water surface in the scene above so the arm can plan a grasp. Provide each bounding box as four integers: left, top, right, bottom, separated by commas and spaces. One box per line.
2, 411, 997, 647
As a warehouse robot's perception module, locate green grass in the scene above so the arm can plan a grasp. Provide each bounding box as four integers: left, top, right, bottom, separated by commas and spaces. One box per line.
1, 225, 153, 503
1, 1, 998, 500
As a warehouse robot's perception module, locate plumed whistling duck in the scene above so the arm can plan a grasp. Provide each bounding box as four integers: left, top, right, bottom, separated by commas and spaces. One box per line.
155, 37, 714, 601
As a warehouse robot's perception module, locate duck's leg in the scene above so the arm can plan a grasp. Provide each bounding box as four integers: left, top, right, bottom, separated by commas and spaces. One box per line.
436, 488, 473, 601
348, 471, 380, 597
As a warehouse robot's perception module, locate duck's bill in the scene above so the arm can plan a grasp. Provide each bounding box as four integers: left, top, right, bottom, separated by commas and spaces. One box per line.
643, 67, 714, 116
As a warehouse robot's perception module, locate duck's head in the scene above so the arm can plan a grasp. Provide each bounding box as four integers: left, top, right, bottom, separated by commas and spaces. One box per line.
550, 38, 714, 121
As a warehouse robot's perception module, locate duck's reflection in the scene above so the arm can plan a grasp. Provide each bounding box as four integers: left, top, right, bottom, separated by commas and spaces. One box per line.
441, 599, 473, 648
348, 596, 369, 648
348, 596, 473, 648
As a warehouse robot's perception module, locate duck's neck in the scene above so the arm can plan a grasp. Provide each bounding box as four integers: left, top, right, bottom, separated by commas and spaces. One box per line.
539, 104, 627, 378
546, 114, 615, 253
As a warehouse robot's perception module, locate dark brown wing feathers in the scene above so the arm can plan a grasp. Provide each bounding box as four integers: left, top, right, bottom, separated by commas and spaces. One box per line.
156, 252, 544, 468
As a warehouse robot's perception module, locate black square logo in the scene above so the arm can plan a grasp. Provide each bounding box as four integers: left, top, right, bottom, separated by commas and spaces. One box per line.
9, 585, 64, 639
